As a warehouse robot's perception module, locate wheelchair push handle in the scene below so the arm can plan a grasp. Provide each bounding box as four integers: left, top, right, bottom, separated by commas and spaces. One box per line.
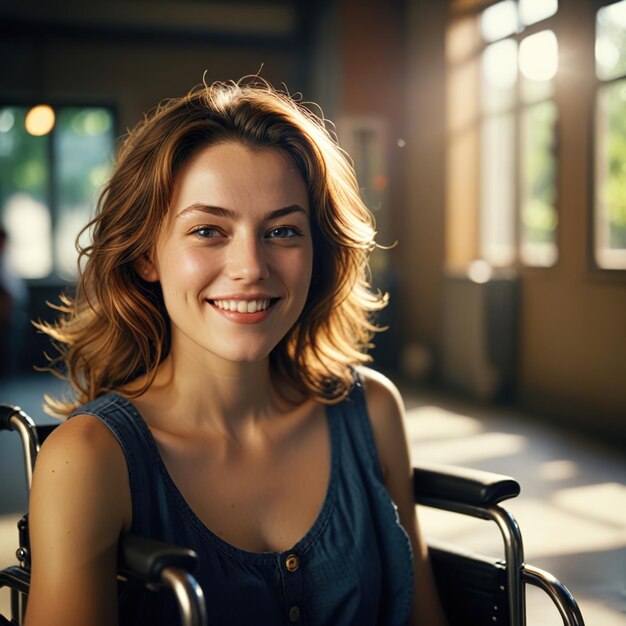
0, 404, 41, 490
0, 405, 26, 432
118, 533, 199, 583
118, 534, 208, 626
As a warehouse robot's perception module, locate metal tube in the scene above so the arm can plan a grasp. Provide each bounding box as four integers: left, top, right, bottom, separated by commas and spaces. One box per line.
160, 567, 207, 626
11, 587, 19, 624
523, 564, 586, 626
1, 405, 41, 490
9, 409, 41, 490
490, 506, 526, 626
416, 496, 526, 626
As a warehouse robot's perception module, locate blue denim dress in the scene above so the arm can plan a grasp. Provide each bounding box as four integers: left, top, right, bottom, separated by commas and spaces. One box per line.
74, 378, 414, 625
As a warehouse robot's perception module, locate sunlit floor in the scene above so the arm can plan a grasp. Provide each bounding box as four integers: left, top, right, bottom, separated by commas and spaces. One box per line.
0, 374, 625, 624
403, 388, 626, 625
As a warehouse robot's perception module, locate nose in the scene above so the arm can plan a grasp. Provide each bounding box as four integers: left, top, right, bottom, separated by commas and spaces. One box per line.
226, 234, 270, 282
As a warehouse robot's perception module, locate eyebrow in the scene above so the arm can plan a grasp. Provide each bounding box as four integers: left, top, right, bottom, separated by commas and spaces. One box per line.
177, 203, 308, 221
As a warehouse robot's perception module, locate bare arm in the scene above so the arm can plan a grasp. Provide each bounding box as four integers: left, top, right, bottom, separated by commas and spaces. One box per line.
361, 367, 448, 626
24, 414, 131, 626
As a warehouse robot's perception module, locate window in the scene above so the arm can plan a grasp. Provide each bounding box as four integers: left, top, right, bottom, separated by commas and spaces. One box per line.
0, 105, 115, 280
594, 0, 626, 270
446, 0, 559, 269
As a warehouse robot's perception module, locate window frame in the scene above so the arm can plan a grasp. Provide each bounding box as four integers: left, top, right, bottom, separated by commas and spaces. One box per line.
447, 0, 561, 271
590, 0, 626, 273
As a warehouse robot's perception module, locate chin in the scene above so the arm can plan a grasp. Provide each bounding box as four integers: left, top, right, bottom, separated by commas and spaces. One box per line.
217, 344, 275, 364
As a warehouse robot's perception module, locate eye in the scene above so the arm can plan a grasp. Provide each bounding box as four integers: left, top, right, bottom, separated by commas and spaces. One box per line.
266, 226, 303, 239
192, 226, 222, 239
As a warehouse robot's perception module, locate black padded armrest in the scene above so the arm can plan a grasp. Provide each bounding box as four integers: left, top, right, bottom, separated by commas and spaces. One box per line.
118, 533, 199, 583
413, 463, 520, 508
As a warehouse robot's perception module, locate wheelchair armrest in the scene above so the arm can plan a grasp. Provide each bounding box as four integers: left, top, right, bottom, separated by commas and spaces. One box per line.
413, 463, 520, 508
0, 565, 30, 595
119, 534, 207, 626
118, 533, 199, 584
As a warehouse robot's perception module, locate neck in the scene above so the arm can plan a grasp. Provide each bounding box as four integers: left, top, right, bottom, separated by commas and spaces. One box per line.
127, 350, 302, 438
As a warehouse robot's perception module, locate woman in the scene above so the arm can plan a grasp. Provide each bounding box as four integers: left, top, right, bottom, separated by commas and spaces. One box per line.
25, 79, 447, 626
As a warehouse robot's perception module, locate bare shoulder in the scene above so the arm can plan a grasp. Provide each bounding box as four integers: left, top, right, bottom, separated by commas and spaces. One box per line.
358, 366, 404, 418
357, 366, 408, 480
30, 412, 131, 533
40, 411, 121, 452
34, 413, 128, 496
25, 413, 130, 626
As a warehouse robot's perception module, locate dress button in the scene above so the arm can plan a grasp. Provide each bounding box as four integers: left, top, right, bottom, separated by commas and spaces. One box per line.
288, 605, 300, 622
285, 554, 299, 572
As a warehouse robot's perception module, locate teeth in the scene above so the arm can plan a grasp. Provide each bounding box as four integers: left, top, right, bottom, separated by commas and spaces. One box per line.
213, 299, 271, 313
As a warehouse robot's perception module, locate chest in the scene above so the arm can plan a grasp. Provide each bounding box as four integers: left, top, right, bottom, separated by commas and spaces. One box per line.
153, 412, 331, 553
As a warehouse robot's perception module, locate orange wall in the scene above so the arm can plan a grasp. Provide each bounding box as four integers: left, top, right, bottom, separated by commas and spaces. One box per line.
337, 0, 447, 359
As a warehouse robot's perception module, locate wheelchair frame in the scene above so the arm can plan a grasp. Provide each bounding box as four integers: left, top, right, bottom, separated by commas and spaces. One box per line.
0, 404, 206, 626
1, 403, 586, 626
413, 464, 585, 626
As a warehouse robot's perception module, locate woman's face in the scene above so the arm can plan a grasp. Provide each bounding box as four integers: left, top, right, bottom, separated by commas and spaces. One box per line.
143, 141, 313, 367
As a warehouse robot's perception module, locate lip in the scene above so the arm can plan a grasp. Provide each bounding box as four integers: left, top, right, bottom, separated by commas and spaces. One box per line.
208, 297, 279, 325
209, 293, 278, 301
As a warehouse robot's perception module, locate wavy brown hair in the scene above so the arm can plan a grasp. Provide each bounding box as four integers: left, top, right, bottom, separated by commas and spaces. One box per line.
39, 78, 387, 416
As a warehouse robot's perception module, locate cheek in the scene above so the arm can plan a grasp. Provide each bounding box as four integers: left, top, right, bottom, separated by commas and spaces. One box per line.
290, 245, 313, 288
160, 248, 214, 292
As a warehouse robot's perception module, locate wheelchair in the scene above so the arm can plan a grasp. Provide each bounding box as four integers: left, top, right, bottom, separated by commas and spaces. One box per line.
0, 403, 585, 626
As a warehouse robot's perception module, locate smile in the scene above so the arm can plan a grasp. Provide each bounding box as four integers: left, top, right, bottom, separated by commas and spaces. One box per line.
211, 298, 277, 313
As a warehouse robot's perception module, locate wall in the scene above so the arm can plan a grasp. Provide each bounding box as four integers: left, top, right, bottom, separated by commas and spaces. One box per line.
402, 0, 626, 440
0, 1, 303, 132
518, 0, 626, 433
402, 0, 448, 372
312, 0, 410, 369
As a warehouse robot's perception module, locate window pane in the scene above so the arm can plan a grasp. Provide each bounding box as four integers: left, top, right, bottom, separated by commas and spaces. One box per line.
54, 108, 114, 279
481, 38, 518, 112
596, 0, 626, 81
0, 107, 53, 278
520, 101, 558, 267
519, 30, 558, 102
595, 79, 626, 269
519, 0, 558, 26
481, 1, 518, 42
480, 114, 516, 266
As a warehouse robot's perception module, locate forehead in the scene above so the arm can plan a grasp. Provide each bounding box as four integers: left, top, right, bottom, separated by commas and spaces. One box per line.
170, 141, 309, 215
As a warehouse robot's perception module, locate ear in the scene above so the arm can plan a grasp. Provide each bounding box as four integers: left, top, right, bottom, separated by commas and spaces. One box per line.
134, 253, 159, 282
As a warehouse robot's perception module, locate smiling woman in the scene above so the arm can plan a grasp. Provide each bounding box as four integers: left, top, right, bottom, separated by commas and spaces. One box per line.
139, 142, 313, 364
25, 78, 448, 626
39, 80, 384, 411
